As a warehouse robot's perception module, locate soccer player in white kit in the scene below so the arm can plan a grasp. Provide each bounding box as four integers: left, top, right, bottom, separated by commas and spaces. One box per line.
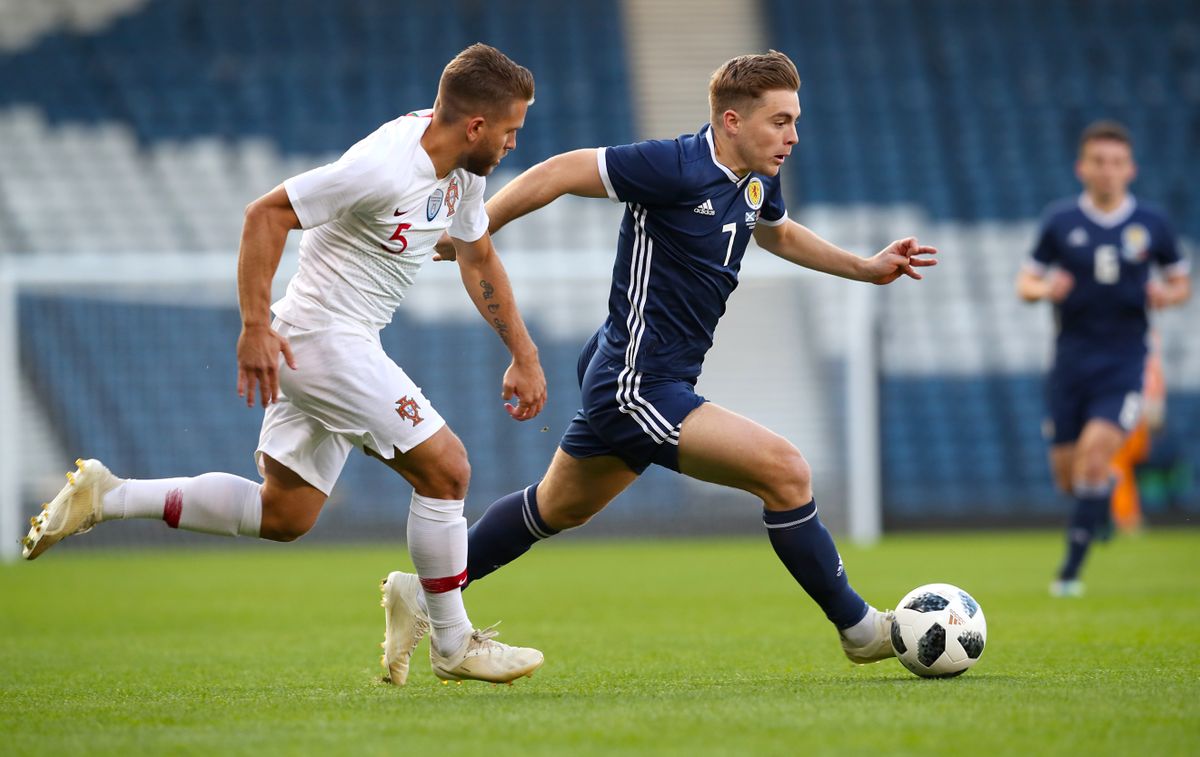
22, 44, 546, 686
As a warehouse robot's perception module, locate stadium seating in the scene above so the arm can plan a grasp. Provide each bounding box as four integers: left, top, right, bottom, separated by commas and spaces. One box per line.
768, 0, 1200, 520
17, 292, 686, 527
3, 0, 1197, 530
767, 0, 1200, 238
0, 0, 632, 255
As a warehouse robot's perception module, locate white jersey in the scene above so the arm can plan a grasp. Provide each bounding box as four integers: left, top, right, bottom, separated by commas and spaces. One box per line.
275, 110, 489, 331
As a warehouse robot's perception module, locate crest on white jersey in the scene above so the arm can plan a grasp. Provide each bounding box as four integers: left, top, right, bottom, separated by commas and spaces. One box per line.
1067, 227, 1089, 247
446, 178, 460, 217
426, 189, 444, 221
1121, 223, 1150, 262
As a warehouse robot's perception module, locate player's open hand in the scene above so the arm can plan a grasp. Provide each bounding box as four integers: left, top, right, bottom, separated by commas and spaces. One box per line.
501, 356, 547, 421
866, 237, 938, 284
236, 324, 297, 407
432, 232, 456, 262
1047, 269, 1074, 303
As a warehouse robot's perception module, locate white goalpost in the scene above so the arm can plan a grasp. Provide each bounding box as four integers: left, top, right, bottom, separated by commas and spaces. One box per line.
0, 252, 290, 562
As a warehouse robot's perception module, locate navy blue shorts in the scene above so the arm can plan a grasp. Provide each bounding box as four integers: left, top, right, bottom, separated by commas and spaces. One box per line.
1046, 358, 1144, 445
559, 331, 707, 474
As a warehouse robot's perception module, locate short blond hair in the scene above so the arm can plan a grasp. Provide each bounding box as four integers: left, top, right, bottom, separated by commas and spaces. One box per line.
436, 43, 535, 122
709, 51, 800, 122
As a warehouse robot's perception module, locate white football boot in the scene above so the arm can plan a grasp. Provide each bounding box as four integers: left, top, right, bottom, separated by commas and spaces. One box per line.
380, 571, 432, 685
1049, 579, 1085, 598
22, 458, 122, 560
430, 624, 544, 684
840, 609, 897, 664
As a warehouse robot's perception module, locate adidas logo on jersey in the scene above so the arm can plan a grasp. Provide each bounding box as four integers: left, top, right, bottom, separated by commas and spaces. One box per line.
693, 199, 716, 216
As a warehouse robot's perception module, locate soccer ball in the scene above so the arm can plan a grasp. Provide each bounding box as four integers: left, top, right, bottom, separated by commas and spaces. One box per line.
891, 583, 986, 678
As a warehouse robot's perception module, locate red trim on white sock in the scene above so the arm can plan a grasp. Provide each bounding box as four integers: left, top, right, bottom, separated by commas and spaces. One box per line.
162, 488, 183, 528
420, 568, 468, 594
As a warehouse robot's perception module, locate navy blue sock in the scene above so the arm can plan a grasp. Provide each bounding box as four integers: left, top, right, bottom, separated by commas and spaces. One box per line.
464, 482, 558, 590
764, 499, 869, 629
1058, 482, 1112, 581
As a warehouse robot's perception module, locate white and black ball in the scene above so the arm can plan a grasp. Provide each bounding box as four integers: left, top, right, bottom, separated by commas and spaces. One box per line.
892, 583, 986, 678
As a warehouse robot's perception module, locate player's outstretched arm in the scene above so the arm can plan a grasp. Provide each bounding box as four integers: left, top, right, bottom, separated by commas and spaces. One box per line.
433, 149, 606, 262
487, 149, 609, 234
754, 220, 937, 284
451, 231, 547, 421
236, 184, 300, 408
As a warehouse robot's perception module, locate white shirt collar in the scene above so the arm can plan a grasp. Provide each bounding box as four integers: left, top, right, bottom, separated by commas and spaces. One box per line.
704, 126, 750, 185
1078, 192, 1136, 229
403, 111, 441, 180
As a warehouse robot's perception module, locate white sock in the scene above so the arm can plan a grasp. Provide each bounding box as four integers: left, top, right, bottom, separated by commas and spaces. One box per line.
101, 473, 262, 537
841, 606, 882, 646
407, 492, 473, 656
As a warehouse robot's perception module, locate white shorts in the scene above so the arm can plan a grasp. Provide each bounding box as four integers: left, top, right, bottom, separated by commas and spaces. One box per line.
255, 318, 445, 495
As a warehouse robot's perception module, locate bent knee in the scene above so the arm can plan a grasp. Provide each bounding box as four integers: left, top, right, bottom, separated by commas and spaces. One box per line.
259, 510, 318, 542
539, 491, 609, 531
546, 506, 594, 531
263, 521, 313, 542
259, 491, 323, 542
413, 455, 471, 500
759, 445, 813, 507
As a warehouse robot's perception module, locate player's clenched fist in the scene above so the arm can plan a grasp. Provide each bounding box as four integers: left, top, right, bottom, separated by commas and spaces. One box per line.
237, 324, 297, 407
502, 357, 547, 421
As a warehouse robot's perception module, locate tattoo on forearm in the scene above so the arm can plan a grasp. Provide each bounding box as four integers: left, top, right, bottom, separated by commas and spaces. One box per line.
491, 318, 510, 342
487, 303, 500, 313
480, 280, 495, 300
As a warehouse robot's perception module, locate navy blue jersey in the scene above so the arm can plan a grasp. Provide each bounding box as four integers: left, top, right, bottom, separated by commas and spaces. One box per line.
594, 125, 788, 378
1030, 195, 1186, 366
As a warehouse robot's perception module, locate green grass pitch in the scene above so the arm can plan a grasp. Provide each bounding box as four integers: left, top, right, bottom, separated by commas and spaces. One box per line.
2, 529, 1197, 755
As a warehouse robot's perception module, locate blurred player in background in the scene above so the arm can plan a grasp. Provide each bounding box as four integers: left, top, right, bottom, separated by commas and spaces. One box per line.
1016, 121, 1191, 597
23, 44, 546, 686
420, 51, 937, 667
1109, 333, 1166, 534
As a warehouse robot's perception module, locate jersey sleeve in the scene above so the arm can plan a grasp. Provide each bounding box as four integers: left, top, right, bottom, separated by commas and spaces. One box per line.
1026, 213, 1060, 275
596, 140, 684, 205
449, 175, 489, 243
1151, 215, 1190, 276
283, 127, 393, 229
757, 174, 788, 226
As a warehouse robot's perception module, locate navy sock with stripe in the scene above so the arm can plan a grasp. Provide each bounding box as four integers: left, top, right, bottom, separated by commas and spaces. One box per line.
464, 483, 558, 590
764, 499, 869, 629
1058, 480, 1112, 581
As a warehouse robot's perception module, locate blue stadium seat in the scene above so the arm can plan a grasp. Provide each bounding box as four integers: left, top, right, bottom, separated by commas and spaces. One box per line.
765, 0, 1199, 238
18, 294, 685, 523
0, 0, 634, 168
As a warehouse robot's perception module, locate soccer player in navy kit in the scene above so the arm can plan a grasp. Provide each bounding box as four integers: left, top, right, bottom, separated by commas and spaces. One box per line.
408, 51, 937, 666
1017, 121, 1191, 597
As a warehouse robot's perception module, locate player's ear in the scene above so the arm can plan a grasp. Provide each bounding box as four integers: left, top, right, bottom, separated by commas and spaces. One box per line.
722, 109, 741, 136
464, 115, 487, 143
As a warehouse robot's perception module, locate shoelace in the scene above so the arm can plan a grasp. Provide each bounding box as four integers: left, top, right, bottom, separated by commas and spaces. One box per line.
470, 622, 503, 649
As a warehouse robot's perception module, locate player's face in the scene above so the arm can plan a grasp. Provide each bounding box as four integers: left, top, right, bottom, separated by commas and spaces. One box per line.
735, 89, 800, 177
1076, 139, 1136, 203
463, 99, 528, 176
